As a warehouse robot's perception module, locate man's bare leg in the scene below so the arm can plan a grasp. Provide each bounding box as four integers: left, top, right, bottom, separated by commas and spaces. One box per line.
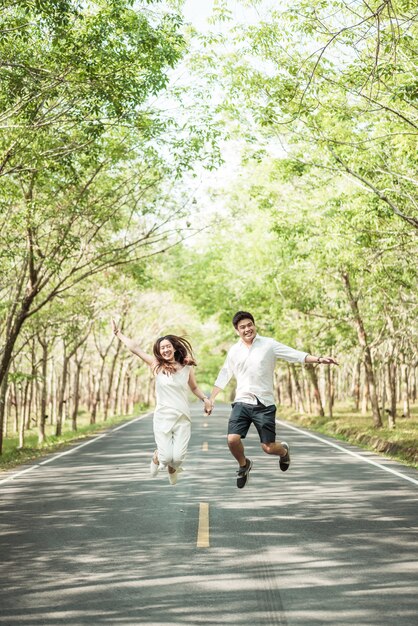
262, 441, 291, 472
261, 442, 287, 456
227, 434, 247, 466
229, 434, 253, 488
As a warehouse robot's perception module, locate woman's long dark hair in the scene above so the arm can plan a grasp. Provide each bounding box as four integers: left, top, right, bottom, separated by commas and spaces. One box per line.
153, 335, 197, 374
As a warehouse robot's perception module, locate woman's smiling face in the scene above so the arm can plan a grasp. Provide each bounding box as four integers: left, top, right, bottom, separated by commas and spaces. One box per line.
159, 339, 175, 361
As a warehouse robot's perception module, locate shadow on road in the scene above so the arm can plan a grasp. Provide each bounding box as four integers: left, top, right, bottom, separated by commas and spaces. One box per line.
0, 406, 417, 625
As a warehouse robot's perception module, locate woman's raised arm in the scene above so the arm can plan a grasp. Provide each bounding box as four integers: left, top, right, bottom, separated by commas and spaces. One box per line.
111, 319, 154, 367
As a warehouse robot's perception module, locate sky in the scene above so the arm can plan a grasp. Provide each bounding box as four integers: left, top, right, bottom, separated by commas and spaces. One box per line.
176, 1, 283, 227
173, 1, 263, 224
182, 0, 279, 30
182, 0, 215, 29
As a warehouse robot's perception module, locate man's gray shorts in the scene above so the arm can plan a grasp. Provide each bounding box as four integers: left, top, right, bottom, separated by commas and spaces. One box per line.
228, 399, 276, 443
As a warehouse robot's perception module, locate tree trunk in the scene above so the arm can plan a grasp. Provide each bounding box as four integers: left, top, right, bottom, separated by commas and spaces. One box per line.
401, 361, 410, 419
25, 339, 36, 430
304, 373, 312, 414
0, 368, 10, 454
326, 366, 334, 419
19, 378, 30, 449
112, 362, 122, 416
411, 363, 417, 404
306, 364, 325, 417
104, 344, 122, 420
274, 371, 282, 405
286, 365, 293, 407
0, 290, 38, 392
56, 347, 69, 437
342, 271, 382, 427
124, 374, 131, 416
4, 385, 11, 439
71, 360, 82, 432
12, 382, 19, 434
352, 359, 361, 411
91, 330, 114, 422
91, 361, 106, 423
361, 374, 369, 415
117, 365, 127, 415
67, 360, 72, 425
38, 341, 49, 444
380, 362, 387, 415
387, 359, 397, 429
87, 372, 93, 414
49, 362, 56, 426
290, 363, 305, 413
27, 376, 34, 429
90, 373, 99, 425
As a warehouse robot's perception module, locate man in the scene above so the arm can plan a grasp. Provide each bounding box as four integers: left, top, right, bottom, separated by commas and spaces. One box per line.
209, 311, 338, 489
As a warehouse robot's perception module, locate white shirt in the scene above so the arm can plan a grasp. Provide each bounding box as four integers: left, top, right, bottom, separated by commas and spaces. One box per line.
214, 335, 308, 406
154, 366, 191, 433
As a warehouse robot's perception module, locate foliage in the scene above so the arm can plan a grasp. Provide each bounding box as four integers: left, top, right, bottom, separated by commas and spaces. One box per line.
220, 0, 418, 229
0, 0, 220, 404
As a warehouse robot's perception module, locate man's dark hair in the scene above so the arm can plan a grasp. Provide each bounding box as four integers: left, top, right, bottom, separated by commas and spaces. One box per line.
232, 311, 255, 328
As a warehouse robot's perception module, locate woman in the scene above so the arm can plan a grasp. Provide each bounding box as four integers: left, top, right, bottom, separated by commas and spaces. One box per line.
111, 319, 212, 485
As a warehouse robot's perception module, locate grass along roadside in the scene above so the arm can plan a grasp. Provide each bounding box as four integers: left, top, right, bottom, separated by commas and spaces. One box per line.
0, 407, 150, 473
279, 403, 418, 470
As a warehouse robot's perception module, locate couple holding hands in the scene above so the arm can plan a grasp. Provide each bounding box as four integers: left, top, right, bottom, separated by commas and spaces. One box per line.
112, 311, 338, 489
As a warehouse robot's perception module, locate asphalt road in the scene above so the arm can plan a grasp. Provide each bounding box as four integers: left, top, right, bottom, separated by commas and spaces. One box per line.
0, 404, 417, 626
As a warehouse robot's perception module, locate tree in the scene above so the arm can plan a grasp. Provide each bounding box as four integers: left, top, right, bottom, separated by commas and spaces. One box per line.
0, 0, 220, 451
204, 1, 418, 230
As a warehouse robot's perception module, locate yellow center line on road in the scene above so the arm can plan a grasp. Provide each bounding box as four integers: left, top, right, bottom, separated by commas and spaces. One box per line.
202, 441, 208, 451
197, 502, 210, 548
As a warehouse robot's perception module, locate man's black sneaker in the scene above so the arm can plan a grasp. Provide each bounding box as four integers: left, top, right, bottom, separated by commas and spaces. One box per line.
236, 458, 253, 489
279, 442, 290, 471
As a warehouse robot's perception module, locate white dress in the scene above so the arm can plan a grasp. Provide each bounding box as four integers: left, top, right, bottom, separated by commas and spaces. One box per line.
153, 366, 192, 469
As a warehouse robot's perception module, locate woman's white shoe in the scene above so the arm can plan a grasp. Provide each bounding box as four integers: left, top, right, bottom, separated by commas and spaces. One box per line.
168, 468, 178, 485
150, 450, 159, 477
167, 465, 183, 485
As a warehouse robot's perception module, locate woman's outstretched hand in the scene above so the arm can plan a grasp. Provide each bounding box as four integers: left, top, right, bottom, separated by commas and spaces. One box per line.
111, 318, 120, 336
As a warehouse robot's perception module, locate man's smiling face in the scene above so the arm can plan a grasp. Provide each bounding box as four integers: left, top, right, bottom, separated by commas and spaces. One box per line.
235, 318, 256, 345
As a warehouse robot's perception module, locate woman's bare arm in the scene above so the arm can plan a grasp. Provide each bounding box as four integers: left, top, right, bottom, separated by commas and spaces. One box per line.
111, 319, 154, 367
188, 367, 213, 415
